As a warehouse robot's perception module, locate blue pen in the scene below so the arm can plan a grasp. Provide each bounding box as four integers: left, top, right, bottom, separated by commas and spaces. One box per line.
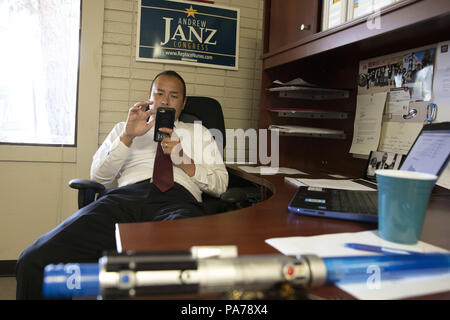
345, 243, 425, 255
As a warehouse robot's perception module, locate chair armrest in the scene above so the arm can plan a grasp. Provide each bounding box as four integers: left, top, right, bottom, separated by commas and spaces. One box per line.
69, 179, 106, 192
69, 179, 106, 209
220, 188, 247, 203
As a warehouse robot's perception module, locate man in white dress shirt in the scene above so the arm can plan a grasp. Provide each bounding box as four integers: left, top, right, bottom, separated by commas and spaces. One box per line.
16, 70, 228, 299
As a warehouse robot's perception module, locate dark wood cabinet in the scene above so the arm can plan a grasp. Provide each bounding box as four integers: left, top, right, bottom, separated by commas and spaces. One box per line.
266, 0, 319, 53
258, 0, 450, 177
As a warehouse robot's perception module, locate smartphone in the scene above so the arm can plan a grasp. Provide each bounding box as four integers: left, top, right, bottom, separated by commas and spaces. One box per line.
153, 107, 175, 142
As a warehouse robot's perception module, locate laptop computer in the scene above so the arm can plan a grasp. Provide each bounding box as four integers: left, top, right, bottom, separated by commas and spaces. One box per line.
288, 122, 450, 223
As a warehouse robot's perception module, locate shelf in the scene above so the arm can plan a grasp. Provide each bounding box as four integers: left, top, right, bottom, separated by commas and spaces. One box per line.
276, 131, 347, 140
267, 86, 349, 100
267, 108, 348, 119
268, 125, 346, 140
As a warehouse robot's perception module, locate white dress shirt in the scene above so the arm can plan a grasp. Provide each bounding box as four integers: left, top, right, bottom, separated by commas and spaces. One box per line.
90, 120, 228, 202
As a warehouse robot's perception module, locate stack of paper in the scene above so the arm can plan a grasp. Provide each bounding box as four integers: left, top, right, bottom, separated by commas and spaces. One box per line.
239, 166, 308, 175
270, 78, 319, 88
284, 177, 375, 191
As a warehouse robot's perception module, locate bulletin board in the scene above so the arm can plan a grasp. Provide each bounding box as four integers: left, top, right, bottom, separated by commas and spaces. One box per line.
353, 41, 450, 188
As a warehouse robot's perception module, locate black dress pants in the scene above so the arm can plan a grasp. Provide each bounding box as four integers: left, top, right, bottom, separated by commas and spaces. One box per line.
15, 182, 205, 299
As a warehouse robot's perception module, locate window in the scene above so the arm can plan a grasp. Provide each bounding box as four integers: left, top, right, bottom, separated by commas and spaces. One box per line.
0, 0, 81, 145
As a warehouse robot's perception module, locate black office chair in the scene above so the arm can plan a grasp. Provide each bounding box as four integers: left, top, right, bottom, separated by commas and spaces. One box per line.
69, 96, 260, 214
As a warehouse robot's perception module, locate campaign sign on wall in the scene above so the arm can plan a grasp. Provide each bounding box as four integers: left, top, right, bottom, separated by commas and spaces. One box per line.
137, 0, 239, 70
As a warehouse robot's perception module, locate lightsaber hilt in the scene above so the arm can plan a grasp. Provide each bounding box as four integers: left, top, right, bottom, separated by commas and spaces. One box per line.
43, 246, 322, 299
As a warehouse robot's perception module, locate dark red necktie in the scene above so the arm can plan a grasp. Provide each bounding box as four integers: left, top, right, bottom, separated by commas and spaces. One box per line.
152, 143, 174, 192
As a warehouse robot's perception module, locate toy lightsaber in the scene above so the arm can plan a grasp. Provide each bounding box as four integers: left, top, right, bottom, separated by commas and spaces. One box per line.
42, 246, 450, 299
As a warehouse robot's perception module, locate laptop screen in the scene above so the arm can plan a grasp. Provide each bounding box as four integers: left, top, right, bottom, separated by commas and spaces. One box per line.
400, 123, 450, 176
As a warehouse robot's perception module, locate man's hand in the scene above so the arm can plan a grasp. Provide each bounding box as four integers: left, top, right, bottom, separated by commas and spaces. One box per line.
160, 128, 196, 177
120, 101, 155, 147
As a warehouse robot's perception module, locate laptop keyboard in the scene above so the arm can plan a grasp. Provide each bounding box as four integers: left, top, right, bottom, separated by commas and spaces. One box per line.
330, 189, 377, 215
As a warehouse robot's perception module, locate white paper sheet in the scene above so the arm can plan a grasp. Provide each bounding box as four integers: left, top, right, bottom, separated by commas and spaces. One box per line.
388, 89, 411, 102
378, 121, 423, 155
265, 230, 450, 300
284, 177, 376, 191
385, 100, 408, 116
272, 78, 318, 88
239, 166, 308, 175
350, 93, 387, 155
433, 41, 450, 105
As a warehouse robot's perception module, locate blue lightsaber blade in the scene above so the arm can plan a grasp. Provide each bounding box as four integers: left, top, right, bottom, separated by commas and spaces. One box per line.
322, 253, 449, 284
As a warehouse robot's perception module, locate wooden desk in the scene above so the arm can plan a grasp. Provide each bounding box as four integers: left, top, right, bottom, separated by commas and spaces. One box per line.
116, 166, 450, 300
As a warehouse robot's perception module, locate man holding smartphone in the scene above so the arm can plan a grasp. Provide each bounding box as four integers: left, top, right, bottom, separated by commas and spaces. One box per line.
16, 70, 228, 299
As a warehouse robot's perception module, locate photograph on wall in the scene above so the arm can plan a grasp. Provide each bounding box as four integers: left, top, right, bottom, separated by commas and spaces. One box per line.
358, 54, 404, 95
136, 0, 239, 70
402, 47, 435, 101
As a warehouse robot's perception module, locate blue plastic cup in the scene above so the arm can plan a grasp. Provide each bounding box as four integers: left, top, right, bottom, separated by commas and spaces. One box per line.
375, 170, 437, 244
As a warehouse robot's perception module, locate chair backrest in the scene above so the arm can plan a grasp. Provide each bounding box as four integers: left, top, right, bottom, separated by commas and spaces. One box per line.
179, 96, 226, 151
